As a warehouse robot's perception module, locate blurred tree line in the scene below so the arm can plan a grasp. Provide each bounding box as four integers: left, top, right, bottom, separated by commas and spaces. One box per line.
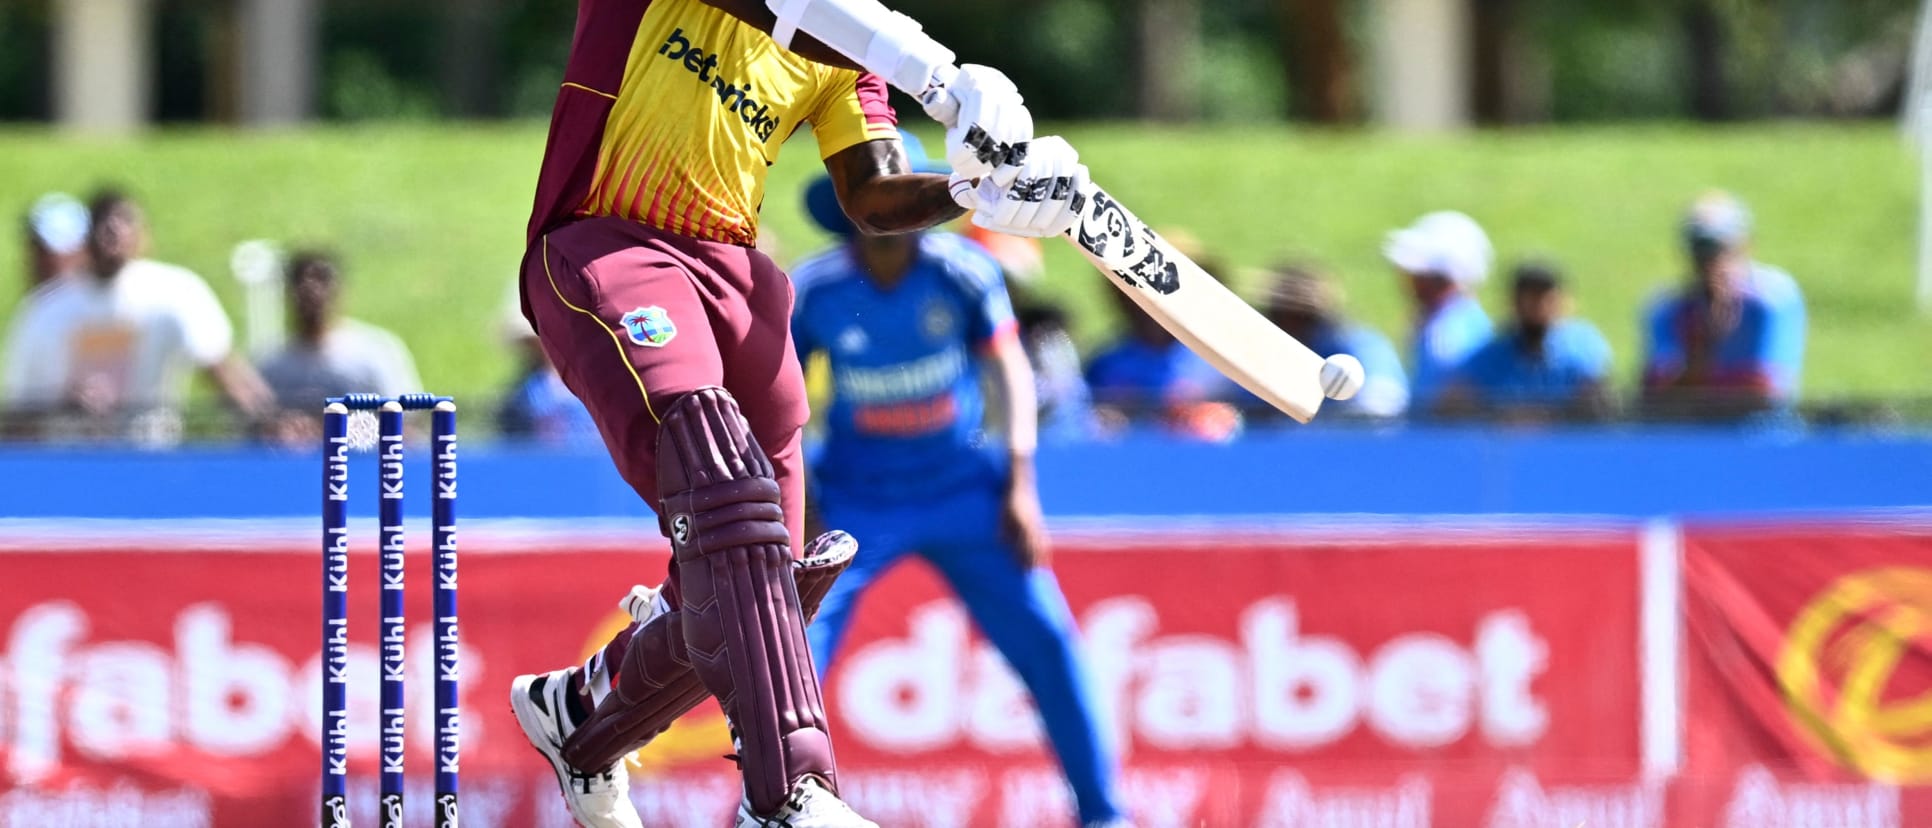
0, 0, 1920, 123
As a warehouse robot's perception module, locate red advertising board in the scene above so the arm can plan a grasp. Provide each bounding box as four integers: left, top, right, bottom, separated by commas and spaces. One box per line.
0, 521, 1786, 827
1677, 523, 1932, 827
823, 529, 1644, 826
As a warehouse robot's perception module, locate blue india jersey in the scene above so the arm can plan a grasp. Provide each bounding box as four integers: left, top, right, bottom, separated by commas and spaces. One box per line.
1641, 263, 1805, 400
1745, 263, 1805, 395
1083, 340, 1228, 406
1642, 291, 1789, 399
1410, 293, 1493, 409
792, 233, 1016, 499
1456, 319, 1612, 405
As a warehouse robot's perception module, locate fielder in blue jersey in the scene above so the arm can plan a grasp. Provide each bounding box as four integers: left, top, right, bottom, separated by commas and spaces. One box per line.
794, 133, 1128, 828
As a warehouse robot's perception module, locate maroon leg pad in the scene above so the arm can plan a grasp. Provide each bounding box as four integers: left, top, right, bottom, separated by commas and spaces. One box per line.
559, 532, 855, 773
657, 388, 837, 815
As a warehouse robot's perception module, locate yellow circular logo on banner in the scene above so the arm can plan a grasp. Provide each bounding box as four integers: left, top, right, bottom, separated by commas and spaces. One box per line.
580, 608, 734, 774
1776, 566, 1932, 782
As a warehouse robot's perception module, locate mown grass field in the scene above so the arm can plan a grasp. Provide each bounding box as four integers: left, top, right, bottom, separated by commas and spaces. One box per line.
0, 123, 1923, 404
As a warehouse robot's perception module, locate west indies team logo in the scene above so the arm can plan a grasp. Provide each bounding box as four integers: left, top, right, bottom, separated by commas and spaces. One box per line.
1776, 566, 1932, 781
622, 306, 677, 348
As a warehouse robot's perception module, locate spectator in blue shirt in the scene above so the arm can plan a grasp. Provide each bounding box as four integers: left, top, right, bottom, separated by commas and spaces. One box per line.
1384, 211, 1495, 410
1260, 262, 1408, 422
496, 279, 597, 444
1017, 302, 1103, 442
1641, 192, 1806, 422
1437, 261, 1613, 424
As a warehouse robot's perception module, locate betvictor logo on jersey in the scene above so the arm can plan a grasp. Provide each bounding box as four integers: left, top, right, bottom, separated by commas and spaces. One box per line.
660, 28, 782, 143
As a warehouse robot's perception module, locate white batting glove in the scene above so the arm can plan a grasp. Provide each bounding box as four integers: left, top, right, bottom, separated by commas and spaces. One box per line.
927, 64, 1033, 180
619, 584, 668, 624
951, 136, 1090, 239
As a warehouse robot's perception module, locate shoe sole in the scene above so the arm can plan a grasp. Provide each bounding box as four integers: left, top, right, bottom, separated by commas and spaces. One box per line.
510, 673, 603, 828
734, 780, 881, 828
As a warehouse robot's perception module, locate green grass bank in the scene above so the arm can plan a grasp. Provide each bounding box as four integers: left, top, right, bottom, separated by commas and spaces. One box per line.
0, 123, 1920, 404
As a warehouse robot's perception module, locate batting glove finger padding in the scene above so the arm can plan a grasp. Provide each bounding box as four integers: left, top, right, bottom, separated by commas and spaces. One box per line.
968, 136, 1089, 239
942, 65, 1032, 179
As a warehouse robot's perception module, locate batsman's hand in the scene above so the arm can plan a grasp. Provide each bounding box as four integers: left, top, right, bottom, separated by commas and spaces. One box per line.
952, 136, 1089, 239
929, 64, 1032, 179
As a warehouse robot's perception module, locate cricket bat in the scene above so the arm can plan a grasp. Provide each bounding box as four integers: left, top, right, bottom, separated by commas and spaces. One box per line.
940, 146, 1331, 422
914, 86, 1328, 423
1049, 184, 1330, 422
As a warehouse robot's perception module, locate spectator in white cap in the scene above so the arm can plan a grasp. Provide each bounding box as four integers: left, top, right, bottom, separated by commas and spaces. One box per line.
2, 188, 272, 440
1384, 210, 1495, 411
2, 194, 91, 433
22, 193, 90, 293
1640, 190, 1806, 421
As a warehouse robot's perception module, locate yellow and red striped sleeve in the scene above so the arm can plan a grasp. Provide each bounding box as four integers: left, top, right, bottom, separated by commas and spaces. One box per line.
810, 69, 899, 161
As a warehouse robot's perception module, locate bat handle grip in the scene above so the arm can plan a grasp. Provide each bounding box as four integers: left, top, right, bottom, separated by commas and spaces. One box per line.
1063, 181, 1102, 241
917, 70, 962, 129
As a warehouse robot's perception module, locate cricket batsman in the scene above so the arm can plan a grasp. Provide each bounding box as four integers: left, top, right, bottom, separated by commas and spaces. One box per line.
793, 131, 1130, 827
506, 0, 1088, 825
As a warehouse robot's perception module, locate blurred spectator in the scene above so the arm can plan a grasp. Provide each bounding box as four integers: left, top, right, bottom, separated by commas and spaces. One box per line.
1017, 302, 1101, 441
22, 193, 90, 292
756, 225, 783, 261
1437, 261, 1613, 424
1, 194, 90, 437
1641, 192, 1806, 421
965, 223, 1046, 287
256, 251, 422, 443
1083, 233, 1240, 440
1, 189, 271, 440
1261, 262, 1408, 421
497, 279, 595, 444
1384, 211, 1494, 411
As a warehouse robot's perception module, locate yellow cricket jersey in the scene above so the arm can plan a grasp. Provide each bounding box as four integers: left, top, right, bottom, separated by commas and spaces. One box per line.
528, 0, 898, 247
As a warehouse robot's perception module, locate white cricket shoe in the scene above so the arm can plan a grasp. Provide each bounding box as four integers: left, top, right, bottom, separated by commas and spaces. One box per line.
734, 776, 878, 828
511, 669, 643, 828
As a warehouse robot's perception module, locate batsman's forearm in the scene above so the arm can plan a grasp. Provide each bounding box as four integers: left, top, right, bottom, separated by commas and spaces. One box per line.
845, 173, 965, 234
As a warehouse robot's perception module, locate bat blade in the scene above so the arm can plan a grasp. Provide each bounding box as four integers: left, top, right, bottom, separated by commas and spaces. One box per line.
1063, 184, 1328, 423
